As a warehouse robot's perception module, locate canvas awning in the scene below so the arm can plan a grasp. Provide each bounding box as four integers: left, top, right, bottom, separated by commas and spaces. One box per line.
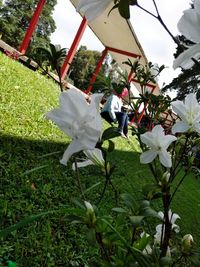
69, 0, 160, 95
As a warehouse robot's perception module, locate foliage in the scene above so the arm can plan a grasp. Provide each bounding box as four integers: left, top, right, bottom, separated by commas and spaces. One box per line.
68, 45, 101, 90
33, 43, 67, 91
0, 0, 57, 57
1, 51, 200, 266
162, 63, 200, 101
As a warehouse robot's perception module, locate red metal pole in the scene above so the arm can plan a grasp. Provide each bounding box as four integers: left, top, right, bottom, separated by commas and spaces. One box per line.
128, 70, 134, 82
19, 0, 46, 54
137, 85, 156, 124
61, 17, 87, 80
107, 46, 141, 59
85, 48, 108, 94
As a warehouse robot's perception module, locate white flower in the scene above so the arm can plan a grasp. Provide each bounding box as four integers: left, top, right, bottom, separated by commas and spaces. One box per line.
155, 210, 180, 243
173, 0, 200, 69
171, 93, 200, 134
72, 148, 104, 170
77, 0, 112, 22
46, 89, 103, 166
140, 125, 177, 168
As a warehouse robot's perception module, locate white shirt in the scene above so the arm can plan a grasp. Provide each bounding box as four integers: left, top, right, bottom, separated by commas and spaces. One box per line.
102, 94, 123, 121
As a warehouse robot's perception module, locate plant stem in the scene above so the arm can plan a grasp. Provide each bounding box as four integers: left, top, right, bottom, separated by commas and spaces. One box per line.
136, 1, 180, 46
74, 158, 85, 200
160, 187, 171, 257
169, 172, 188, 204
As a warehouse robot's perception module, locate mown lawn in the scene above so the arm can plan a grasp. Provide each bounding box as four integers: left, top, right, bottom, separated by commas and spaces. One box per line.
0, 52, 200, 266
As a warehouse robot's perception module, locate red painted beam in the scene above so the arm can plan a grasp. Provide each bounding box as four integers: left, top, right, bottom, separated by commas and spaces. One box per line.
85, 48, 108, 94
131, 78, 156, 90
137, 86, 156, 123
61, 17, 87, 80
106, 46, 141, 59
19, 0, 46, 54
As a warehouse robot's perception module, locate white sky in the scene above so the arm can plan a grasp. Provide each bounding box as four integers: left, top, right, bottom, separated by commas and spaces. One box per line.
50, 0, 191, 91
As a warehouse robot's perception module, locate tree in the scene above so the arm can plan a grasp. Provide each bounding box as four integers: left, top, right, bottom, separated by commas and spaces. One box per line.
0, 0, 57, 57
162, 35, 200, 100
162, 64, 200, 100
69, 46, 102, 90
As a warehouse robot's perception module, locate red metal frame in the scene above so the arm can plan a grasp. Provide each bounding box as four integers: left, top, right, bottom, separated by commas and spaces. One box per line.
106, 46, 141, 59
86, 46, 141, 94
85, 48, 108, 94
137, 85, 156, 124
130, 78, 156, 124
61, 17, 87, 80
19, 0, 46, 54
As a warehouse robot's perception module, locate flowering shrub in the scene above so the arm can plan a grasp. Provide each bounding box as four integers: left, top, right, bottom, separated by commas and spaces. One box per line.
45, 1, 200, 266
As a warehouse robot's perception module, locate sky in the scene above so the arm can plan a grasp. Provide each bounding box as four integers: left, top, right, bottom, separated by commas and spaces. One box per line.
50, 0, 191, 92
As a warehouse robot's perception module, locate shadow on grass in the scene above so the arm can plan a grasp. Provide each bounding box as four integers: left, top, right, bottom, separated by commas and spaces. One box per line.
0, 133, 148, 265
0, 133, 144, 210
1, 133, 200, 265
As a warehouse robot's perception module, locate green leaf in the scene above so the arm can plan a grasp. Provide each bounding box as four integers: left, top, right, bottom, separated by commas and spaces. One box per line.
140, 206, 159, 219
102, 127, 121, 141
0, 211, 54, 239
112, 207, 127, 213
83, 182, 102, 195
133, 232, 151, 251
129, 216, 144, 227
22, 164, 48, 175
86, 228, 96, 246
160, 256, 172, 266
65, 215, 84, 224
107, 139, 115, 152
101, 218, 152, 267
118, 0, 130, 19
121, 193, 137, 210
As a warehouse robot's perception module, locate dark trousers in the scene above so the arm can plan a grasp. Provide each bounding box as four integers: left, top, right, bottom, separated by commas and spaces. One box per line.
101, 111, 128, 135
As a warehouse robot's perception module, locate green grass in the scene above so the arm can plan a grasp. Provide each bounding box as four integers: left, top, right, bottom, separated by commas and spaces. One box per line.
0, 52, 200, 266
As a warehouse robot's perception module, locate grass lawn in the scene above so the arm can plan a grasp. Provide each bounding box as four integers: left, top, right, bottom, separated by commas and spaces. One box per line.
0, 52, 200, 266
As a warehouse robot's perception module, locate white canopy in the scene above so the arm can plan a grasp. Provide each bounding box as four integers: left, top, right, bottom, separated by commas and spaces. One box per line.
70, 0, 160, 95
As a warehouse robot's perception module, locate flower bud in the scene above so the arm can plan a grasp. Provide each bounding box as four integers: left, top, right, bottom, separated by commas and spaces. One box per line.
159, 171, 170, 188
181, 234, 193, 254
84, 201, 96, 227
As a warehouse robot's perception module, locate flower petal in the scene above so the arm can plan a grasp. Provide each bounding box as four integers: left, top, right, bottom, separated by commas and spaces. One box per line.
140, 150, 157, 164
185, 93, 199, 109
160, 135, 177, 149
178, 8, 200, 43
194, 0, 200, 15
171, 100, 187, 121
155, 224, 163, 243
171, 212, 181, 225
90, 93, 104, 110
60, 89, 88, 116
60, 140, 85, 166
159, 149, 172, 168
172, 121, 190, 134
140, 131, 156, 148
72, 159, 94, 171
173, 44, 200, 69
193, 122, 200, 134
46, 109, 75, 138
84, 148, 104, 167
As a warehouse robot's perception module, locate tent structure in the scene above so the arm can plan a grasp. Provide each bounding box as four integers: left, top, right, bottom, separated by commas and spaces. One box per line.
13, 0, 171, 125
18, 0, 160, 96
68, 0, 160, 96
